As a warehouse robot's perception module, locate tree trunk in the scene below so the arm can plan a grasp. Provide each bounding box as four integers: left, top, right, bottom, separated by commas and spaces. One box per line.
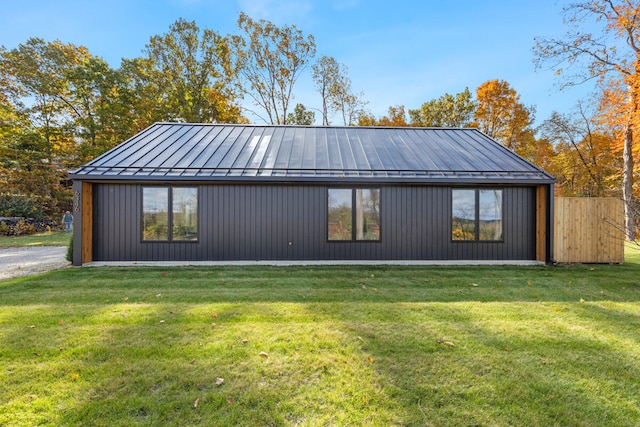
623, 122, 636, 240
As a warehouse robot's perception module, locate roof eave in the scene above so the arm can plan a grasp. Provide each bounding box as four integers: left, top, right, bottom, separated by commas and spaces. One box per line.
69, 173, 555, 185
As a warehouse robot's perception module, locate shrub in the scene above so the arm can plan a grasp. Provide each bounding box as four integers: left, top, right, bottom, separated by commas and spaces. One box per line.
14, 219, 35, 236
0, 193, 45, 219
66, 235, 73, 262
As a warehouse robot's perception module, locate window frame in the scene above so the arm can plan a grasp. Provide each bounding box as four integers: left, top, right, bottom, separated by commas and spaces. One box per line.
327, 187, 381, 242
451, 188, 504, 243
142, 186, 199, 243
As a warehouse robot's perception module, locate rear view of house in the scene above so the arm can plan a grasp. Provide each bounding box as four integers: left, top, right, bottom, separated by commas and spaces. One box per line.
70, 123, 555, 265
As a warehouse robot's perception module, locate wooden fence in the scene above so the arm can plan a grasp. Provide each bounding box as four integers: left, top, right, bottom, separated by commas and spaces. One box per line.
554, 197, 625, 263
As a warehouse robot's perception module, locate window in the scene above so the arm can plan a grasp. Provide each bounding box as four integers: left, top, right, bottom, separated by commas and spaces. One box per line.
452, 189, 502, 241
143, 187, 198, 241
328, 188, 380, 241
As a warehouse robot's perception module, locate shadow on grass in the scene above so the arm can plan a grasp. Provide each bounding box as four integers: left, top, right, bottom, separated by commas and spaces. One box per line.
338, 302, 640, 425
1, 263, 640, 425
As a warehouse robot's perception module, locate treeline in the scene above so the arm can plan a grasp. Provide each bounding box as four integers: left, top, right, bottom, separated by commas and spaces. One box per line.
1, 4, 639, 238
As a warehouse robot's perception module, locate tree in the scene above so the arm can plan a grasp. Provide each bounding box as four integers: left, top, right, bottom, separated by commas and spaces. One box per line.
231, 12, 316, 124
473, 79, 536, 154
376, 105, 409, 126
120, 57, 168, 132
286, 103, 315, 125
311, 55, 340, 125
533, 0, 640, 240
65, 56, 132, 161
0, 38, 90, 164
409, 88, 476, 127
311, 55, 364, 126
326, 70, 367, 126
539, 108, 620, 196
357, 105, 409, 127
0, 38, 93, 215
142, 18, 241, 124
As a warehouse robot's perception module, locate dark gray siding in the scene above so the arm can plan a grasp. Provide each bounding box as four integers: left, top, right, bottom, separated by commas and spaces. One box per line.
92, 183, 536, 261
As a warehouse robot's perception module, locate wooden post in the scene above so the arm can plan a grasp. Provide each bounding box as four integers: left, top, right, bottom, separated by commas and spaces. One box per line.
535, 185, 547, 262
72, 180, 93, 266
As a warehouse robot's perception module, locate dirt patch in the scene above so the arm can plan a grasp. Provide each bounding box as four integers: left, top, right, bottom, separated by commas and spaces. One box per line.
0, 246, 69, 280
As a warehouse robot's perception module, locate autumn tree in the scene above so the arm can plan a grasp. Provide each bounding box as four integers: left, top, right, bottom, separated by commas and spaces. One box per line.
231, 12, 316, 124
473, 79, 536, 154
0, 38, 94, 214
539, 108, 620, 196
357, 105, 409, 127
329, 74, 367, 126
141, 18, 242, 124
533, 0, 640, 240
119, 57, 167, 131
286, 103, 315, 125
0, 38, 90, 164
311, 55, 365, 126
409, 88, 476, 127
311, 55, 340, 125
64, 56, 133, 161
376, 105, 410, 126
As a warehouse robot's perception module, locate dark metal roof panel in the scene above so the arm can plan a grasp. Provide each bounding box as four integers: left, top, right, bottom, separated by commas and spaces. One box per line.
71, 123, 555, 183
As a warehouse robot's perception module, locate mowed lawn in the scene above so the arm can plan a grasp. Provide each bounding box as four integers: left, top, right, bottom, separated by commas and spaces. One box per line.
0, 231, 70, 248
1, 247, 639, 426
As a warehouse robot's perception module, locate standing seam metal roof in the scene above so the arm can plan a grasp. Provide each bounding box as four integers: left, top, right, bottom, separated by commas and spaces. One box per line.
70, 123, 556, 183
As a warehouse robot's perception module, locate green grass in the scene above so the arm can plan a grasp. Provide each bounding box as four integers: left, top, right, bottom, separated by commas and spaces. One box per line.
0, 231, 70, 248
1, 248, 640, 425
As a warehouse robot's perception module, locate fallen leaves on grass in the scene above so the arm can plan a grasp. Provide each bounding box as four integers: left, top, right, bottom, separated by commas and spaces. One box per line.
27, 325, 35, 329
259, 351, 269, 358
368, 356, 374, 364
215, 378, 224, 386
436, 339, 455, 347
211, 312, 218, 319
193, 398, 200, 408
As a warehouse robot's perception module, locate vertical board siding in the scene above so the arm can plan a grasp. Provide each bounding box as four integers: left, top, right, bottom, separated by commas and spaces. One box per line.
554, 197, 624, 263
92, 184, 536, 262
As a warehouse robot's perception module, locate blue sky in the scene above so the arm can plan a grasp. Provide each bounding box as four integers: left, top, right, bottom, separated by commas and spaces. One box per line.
0, 0, 597, 125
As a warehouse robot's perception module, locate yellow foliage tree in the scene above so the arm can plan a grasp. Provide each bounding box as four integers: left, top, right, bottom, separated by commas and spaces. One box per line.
473, 79, 536, 154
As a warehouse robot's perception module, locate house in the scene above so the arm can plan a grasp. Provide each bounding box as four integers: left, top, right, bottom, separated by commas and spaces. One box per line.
69, 123, 555, 266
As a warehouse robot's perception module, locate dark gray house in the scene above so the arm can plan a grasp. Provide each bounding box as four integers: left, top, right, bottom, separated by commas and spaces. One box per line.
69, 123, 555, 266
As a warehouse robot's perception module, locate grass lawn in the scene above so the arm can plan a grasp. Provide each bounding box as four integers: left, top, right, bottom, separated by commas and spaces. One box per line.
0, 231, 70, 248
1, 247, 639, 426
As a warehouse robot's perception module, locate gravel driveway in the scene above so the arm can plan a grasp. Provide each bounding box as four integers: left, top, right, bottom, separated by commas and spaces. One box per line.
0, 246, 69, 280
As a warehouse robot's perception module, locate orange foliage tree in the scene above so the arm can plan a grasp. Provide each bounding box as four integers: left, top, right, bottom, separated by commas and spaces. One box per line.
357, 105, 409, 126
534, 0, 640, 239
